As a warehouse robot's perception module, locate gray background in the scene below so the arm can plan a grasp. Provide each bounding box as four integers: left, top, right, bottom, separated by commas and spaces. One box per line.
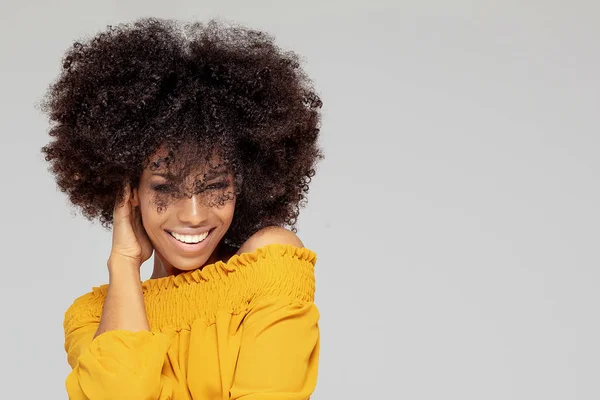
1, 0, 599, 399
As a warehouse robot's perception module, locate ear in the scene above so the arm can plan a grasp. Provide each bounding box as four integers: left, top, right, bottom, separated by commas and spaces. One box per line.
130, 187, 140, 207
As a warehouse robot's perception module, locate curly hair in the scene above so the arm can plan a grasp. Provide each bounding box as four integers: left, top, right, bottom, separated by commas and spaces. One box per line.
40, 17, 323, 249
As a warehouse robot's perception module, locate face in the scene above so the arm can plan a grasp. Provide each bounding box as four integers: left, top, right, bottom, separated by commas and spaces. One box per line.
131, 148, 236, 275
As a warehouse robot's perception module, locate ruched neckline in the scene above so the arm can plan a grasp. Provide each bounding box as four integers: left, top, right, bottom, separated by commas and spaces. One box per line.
80, 244, 317, 329
102, 243, 315, 291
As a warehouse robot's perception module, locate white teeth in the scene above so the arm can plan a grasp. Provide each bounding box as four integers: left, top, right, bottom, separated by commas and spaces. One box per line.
170, 230, 210, 244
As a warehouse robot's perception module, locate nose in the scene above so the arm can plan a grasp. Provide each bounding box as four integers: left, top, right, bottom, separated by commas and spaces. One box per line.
176, 195, 209, 226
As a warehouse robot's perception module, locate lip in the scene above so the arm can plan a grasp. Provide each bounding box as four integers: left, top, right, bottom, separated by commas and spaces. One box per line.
167, 228, 213, 235
164, 228, 214, 254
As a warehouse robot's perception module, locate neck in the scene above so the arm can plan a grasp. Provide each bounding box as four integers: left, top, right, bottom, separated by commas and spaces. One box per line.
150, 243, 231, 279
151, 254, 166, 279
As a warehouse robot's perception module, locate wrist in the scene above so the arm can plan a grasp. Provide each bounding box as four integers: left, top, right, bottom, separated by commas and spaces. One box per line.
107, 254, 141, 273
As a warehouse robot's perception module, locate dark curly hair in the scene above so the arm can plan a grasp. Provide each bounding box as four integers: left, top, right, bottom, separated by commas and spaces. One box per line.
40, 17, 323, 249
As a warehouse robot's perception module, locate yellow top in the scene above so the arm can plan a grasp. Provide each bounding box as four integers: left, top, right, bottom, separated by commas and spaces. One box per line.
63, 244, 319, 400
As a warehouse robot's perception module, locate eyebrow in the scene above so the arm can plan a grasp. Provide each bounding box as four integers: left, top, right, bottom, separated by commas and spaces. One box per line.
151, 172, 176, 179
151, 171, 229, 180
203, 170, 229, 180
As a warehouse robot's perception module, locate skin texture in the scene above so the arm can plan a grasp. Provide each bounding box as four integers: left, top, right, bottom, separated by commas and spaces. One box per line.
131, 148, 237, 276
95, 148, 304, 340
110, 144, 305, 277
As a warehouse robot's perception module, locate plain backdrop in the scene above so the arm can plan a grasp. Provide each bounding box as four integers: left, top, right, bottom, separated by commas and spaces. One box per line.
1, 1, 599, 399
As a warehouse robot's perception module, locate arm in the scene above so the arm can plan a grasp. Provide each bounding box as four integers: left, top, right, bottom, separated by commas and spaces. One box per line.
64, 188, 173, 399
64, 258, 174, 400
230, 227, 320, 399
94, 185, 154, 337
94, 257, 150, 338
230, 297, 320, 400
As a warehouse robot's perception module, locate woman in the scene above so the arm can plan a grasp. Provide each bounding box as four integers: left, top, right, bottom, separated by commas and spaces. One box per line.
41, 17, 323, 399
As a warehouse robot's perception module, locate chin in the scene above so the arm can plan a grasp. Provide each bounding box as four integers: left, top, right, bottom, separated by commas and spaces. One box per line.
165, 253, 213, 272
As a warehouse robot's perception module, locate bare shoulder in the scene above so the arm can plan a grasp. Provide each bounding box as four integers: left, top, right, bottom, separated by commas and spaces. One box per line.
236, 226, 304, 255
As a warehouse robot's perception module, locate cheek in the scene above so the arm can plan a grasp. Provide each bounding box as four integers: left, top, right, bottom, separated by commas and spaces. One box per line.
215, 199, 236, 224
138, 193, 165, 229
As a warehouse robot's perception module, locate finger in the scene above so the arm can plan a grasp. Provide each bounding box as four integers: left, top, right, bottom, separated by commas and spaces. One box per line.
131, 205, 152, 255
113, 184, 133, 225
131, 203, 145, 233
114, 183, 131, 209
131, 203, 141, 232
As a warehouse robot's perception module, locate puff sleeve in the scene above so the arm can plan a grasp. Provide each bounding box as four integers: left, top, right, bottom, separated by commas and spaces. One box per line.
63, 293, 174, 400
229, 298, 320, 399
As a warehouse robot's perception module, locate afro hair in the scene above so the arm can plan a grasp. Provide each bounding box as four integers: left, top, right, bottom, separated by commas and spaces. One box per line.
40, 17, 323, 249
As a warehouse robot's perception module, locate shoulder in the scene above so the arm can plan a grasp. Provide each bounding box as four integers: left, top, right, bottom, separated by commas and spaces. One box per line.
64, 290, 105, 335
233, 226, 315, 303
236, 226, 304, 255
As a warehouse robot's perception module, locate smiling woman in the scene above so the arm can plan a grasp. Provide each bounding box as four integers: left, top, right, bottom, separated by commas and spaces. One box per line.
40, 17, 323, 400
134, 150, 239, 276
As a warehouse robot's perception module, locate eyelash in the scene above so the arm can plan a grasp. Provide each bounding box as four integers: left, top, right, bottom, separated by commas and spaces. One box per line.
152, 184, 173, 193
151, 182, 229, 193
205, 182, 229, 190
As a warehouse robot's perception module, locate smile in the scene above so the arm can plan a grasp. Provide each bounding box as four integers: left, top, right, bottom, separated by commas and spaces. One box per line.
168, 229, 212, 244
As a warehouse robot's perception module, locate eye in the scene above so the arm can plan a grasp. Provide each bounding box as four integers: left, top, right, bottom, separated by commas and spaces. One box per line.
151, 184, 174, 193
205, 182, 229, 190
